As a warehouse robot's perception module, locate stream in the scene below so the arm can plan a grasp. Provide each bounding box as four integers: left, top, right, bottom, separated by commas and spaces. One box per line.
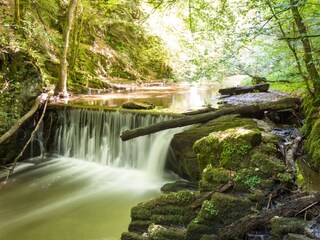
1, 80, 318, 239
0, 83, 222, 240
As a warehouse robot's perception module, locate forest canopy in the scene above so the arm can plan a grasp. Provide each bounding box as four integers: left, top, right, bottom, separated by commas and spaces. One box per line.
0, 0, 319, 132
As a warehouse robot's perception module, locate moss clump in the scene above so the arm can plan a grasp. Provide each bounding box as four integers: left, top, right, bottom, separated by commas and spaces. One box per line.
234, 168, 262, 190
305, 118, 320, 171
271, 217, 307, 239
194, 126, 261, 172
121, 231, 145, 240
128, 191, 199, 234
251, 151, 285, 177
186, 193, 252, 239
147, 224, 186, 240
161, 181, 198, 193
170, 115, 260, 181
199, 166, 231, 192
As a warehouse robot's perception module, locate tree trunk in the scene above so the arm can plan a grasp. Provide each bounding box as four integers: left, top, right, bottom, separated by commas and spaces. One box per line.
120, 97, 300, 141
54, 0, 78, 97
290, 0, 320, 96
14, 0, 20, 26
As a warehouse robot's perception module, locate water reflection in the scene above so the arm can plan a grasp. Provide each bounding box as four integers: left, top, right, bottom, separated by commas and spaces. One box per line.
69, 83, 220, 111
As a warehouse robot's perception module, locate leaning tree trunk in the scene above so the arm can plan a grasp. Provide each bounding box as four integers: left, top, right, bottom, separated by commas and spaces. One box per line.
120, 97, 300, 141
14, 0, 20, 26
290, 0, 320, 96
54, 0, 78, 97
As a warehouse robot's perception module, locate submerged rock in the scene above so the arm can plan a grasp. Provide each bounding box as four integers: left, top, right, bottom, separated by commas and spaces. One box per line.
122, 101, 155, 110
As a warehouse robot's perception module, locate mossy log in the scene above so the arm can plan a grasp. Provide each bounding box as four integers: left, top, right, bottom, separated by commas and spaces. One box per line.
120, 97, 300, 141
218, 83, 270, 95
216, 192, 320, 240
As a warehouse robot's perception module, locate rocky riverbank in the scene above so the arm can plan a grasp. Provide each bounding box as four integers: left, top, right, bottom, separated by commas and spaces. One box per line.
121, 91, 320, 240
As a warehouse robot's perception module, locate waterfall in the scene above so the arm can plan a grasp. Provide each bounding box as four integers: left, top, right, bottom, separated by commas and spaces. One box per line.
54, 109, 183, 178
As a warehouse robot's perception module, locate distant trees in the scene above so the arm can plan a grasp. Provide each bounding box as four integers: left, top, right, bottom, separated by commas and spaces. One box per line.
177, 0, 320, 96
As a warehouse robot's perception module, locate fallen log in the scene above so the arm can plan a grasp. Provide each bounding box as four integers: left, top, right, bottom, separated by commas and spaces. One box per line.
216, 192, 320, 240
120, 97, 300, 141
0, 94, 46, 145
218, 83, 269, 95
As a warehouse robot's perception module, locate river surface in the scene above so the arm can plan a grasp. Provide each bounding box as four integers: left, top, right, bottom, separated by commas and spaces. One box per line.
0, 79, 318, 239
0, 78, 247, 239
68, 83, 223, 111
0, 157, 175, 240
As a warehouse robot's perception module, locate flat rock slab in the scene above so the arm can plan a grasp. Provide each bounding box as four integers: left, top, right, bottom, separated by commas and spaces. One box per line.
218, 91, 289, 106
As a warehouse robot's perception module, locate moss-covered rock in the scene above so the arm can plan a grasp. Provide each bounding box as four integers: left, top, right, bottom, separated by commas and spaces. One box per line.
194, 125, 261, 172
271, 217, 308, 239
169, 115, 261, 181
186, 193, 252, 240
199, 166, 231, 192
161, 180, 199, 193
127, 191, 199, 236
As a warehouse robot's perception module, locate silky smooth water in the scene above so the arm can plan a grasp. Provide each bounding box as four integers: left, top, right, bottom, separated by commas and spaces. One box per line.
0, 110, 186, 240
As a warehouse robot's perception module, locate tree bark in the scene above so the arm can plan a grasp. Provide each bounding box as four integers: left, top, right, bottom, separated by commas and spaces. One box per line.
218, 84, 269, 95
120, 97, 300, 141
54, 0, 78, 97
14, 0, 20, 26
216, 192, 320, 240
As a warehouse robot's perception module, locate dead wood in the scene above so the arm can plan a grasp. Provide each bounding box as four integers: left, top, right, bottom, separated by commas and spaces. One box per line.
5, 96, 48, 180
0, 94, 45, 145
216, 192, 320, 240
218, 84, 269, 95
120, 97, 300, 141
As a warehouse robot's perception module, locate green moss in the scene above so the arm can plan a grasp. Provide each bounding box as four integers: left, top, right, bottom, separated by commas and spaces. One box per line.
201, 166, 230, 184
198, 193, 252, 224
186, 193, 252, 239
305, 118, 320, 171
262, 132, 281, 144
194, 126, 261, 172
277, 172, 295, 183
121, 232, 145, 240
250, 151, 285, 177
234, 168, 262, 190
271, 217, 307, 239
148, 226, 186, 240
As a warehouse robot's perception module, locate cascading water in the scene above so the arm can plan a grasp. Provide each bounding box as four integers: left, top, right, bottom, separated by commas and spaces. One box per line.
0, 109, 186, 240
54, 109, 180, 177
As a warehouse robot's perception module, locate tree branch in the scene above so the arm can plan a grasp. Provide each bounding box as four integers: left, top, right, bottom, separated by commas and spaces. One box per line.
279, 34, 320, 40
